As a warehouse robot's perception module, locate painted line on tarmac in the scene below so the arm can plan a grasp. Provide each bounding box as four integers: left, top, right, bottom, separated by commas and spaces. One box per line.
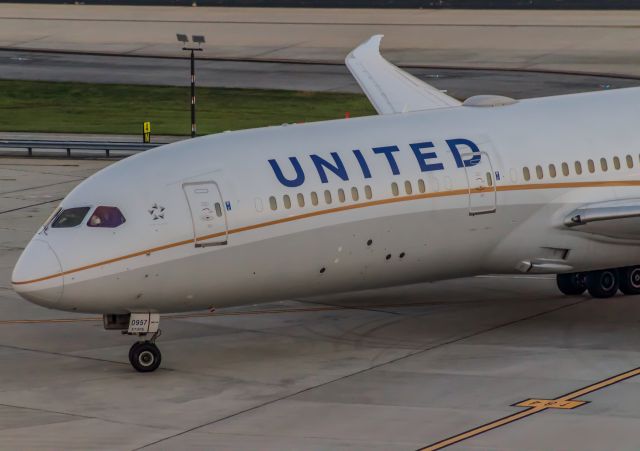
2, 47, 639, 81
0, 198, 63, 215
0, 301, 444, 325
134, 297, 587, 449
418, 367, 640, 451
0, 179, 82, 195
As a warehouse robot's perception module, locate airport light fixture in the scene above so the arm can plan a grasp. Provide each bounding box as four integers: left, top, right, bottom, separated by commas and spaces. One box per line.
177, 33, 205, 138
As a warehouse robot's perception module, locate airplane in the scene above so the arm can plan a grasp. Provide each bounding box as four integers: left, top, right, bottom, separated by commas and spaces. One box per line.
11, 35, 640, 372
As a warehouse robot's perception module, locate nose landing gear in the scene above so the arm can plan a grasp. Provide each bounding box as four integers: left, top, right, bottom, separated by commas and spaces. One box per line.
103, 313, 162, 373
129, 330, 162, 373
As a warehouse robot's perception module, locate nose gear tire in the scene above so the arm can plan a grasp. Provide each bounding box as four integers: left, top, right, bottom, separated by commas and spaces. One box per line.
129, 342, 162, 372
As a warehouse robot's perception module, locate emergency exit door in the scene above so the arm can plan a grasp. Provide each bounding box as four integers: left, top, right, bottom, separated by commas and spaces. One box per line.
461, 151, 497, 216
182, 181, 228, 247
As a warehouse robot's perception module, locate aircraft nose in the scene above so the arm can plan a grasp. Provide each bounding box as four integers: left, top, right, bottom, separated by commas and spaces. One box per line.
12, 238, 64, 307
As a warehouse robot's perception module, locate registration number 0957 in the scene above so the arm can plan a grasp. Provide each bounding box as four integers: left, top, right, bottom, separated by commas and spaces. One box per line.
127, 313, 159, 334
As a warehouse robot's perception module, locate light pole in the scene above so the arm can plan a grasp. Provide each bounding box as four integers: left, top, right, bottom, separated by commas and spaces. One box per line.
177, 33, 205, 138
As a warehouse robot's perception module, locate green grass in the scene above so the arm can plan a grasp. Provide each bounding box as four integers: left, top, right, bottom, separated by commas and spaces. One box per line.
0, 80, 376, 136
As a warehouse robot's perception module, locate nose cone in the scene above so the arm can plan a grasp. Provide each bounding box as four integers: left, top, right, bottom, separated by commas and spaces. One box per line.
12, 238, 64, 308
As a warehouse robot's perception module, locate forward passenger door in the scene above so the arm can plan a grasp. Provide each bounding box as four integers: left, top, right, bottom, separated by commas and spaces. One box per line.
182, 181, 228, 247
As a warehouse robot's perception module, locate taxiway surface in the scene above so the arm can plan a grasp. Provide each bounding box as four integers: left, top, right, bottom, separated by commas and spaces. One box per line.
1, 50, 639, 100
3, 6, 640, 76
1, 157, 640, 450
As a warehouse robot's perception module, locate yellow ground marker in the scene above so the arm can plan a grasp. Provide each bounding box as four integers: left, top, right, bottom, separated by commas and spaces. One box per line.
419, 367, 640, 451
515, 399, 587, 409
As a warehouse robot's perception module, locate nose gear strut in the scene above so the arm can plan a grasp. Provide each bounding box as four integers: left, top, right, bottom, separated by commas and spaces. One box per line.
103, 313, 163, 372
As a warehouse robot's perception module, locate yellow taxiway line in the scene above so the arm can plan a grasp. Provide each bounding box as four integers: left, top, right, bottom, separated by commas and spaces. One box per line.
419, 367, 640, 451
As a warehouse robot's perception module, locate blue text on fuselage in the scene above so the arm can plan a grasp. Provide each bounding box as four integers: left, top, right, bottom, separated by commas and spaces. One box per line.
268, 138, 481, 188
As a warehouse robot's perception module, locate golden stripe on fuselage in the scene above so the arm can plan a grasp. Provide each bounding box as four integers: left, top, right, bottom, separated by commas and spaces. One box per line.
12, 179, 640, 286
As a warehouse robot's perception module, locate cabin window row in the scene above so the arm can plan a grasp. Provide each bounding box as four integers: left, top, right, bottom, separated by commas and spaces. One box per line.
522, 155, 632, 181
389, 173, 492, 197
391, 180, 426, 196
268, 185, 373, 211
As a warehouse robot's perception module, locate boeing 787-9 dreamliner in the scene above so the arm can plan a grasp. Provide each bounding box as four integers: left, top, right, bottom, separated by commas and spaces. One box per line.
12, 36, 640, 372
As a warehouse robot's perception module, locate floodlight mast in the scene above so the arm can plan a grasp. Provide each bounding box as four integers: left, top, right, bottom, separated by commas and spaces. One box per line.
177, 33, 204, 138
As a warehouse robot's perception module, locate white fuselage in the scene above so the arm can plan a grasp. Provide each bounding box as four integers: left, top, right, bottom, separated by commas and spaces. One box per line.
12, 87, 640, 313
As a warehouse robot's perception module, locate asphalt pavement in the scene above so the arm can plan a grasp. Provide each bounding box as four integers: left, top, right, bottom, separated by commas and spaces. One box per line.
1, 50, 638, 101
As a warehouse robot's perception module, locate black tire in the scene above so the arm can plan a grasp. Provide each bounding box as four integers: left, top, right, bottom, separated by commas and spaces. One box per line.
586, 269, 619, 299
130, 342, 161, 373
128, 341, 142, 364
619, 266, 640, 295
556, 273, 586, 295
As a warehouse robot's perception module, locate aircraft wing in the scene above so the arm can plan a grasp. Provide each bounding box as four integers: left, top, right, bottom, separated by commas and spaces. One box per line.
563, 199, 640, 240
345, 35, 461, 115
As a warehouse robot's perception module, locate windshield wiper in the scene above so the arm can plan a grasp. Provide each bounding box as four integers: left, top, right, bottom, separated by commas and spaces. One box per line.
42, 208, 62, 236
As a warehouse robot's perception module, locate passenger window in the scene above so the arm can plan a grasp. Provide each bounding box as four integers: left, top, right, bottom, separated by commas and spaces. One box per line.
283, 195, 292, 209
575, 161, 583, 175
391, 182, 399, 196
486, 172, 493, 186
523, 167, 531, 181
297, 193, 305, 208
338, 188, 346, 203
364, 185, 373, 200
587, 159, 595, 173
613, 156, 621, 170
310, 191, 319, 206
214, 202, 223, 217
52, 207, 90, 228
549, 164, 557, 178
600, 158, 608, 172
351, 187, 359, 201
87, 206, 126, 228
535, 165, 543, 180
269, 196, 277, 211
418, 179, 426, 193
561, 162, 569, 176
404, 181, 413, 195
324, 190, 332, 204
627, 155, 634, 168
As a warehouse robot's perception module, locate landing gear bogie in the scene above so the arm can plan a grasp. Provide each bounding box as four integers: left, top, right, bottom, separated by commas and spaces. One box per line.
555, 268, 634, 298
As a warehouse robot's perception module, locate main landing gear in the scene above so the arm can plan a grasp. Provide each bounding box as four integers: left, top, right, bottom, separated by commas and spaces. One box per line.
103, 313, 162, 373
556, 266, 640, 298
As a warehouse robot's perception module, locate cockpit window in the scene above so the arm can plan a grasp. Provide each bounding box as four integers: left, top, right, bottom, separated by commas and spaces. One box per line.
51, 207, 91, 228
41, 207, 62, 234
87, 206, 126, 228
